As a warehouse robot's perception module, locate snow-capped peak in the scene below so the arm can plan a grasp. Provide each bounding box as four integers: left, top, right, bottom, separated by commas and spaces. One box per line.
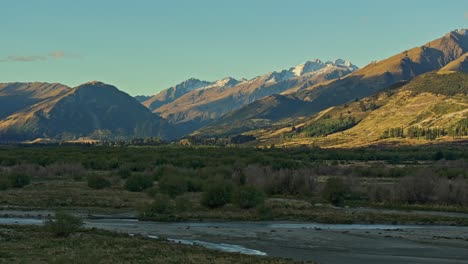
289, 58, 358, 77
291, 59, 325, 76
328, 59, 358, 70
454, 29, 468, 35
196, 77, 241, 90
172, 78, 212, 92
214, 77, 239, 87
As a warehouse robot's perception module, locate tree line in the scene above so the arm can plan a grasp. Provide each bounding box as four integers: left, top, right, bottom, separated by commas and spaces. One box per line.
382, 119, 468, 140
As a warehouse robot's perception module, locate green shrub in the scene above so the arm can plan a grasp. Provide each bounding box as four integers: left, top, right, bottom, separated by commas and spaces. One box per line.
159, 175, 188, 198
125, 175, 153, 192
73, 174, 83, 181
152, 165, 174, 181
322, 177, 349, 206
175, 196, 192, 212
87, 174, 111, 189
186, 178, 204, 192
118, 167, 132, 179
144, 186, 159, 198
143, 194, 174, 216
8, 172, 30, 188
201, 182, 232, 208
233, 186, 265, 209
256, 204, 273, 220
45, 211, 83, 237
0, 177, 10, 190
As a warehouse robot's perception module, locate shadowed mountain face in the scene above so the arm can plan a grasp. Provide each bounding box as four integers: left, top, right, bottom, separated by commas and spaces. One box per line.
135, 95, 151, 103
0, 82, 174, 141
193, 94, 315, 137
194, 30, 468, 139
149, 59, 357, 132
440, 52, 468, 73
0, 82, 69, 119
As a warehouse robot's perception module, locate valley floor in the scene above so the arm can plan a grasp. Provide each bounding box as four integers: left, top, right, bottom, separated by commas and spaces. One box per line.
2, 213, 468, 264
1, 145, 467, 263
0, 224, 302, 264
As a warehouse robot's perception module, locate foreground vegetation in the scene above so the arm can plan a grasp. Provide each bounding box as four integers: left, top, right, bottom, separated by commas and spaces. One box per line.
0, 145, 467, 225
0, 224, 303, 264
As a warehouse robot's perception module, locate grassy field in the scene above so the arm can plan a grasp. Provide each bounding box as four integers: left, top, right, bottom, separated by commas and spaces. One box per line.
0, 225, 306, 264
0, 145, 467, 225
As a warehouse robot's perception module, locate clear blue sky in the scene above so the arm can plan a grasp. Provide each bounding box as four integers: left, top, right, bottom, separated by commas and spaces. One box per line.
1, 0, 467, 95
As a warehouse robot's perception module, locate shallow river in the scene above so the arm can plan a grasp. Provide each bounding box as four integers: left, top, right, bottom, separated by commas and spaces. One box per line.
2, 216, 468, 264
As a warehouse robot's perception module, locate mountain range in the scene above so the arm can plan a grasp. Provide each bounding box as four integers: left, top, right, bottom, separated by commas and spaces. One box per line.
193, 29, 468, 144
0, 29, 467, 146
143, 59, 357, 132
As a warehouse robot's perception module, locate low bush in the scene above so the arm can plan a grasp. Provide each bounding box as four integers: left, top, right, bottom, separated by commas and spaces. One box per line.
397, 169, 438, 204
242, 165, 317, 195
117, 167, 132, 179
0, 177, 10, 190
175, 196, 192, 212
8, 172, 31, 188
159, 175, 188, 198
201, 181, 232, 208
322, 177, 349, 206
143, 194, 174, 216
125, 175, 153, 192
45, 211, 83, 237
87, 174, 111, 189
46, 162, 86, 178
256, 204, 273, 220
233, 186, 265, 209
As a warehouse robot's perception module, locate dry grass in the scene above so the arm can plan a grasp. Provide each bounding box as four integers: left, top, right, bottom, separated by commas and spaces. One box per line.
0, 180, 152, 209
0, 225, 305, 264
256, 89, 468, 148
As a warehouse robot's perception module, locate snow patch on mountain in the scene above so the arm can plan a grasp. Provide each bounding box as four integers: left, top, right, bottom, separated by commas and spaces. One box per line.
455, 29, 467, 35
290, 59, 358, 77
197, 77, 241, 90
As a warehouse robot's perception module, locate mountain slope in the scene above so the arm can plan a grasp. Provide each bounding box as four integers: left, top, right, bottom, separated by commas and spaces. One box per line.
440, 52, 468, 73
295, 29, 468, 105
0, 82, 174, 141
154, 59, 357, 130
197, 29, 468, 139
135, 95, 151, 103
256, 71, 468, 148
143, 78, 215, 111
193, 94, 314, 137
0, 82, 69, 119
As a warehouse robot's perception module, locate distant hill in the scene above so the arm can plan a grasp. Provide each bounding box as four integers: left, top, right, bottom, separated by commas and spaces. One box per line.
152, 59, 357, 132
193, 94, 314, 137
254, 71, 468, 148
0, 82, 69, 119
0, 82, 174, 141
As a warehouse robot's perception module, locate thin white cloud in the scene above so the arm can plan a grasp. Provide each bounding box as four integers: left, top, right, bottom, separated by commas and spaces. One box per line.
49, 51, 65, 59
0, 51, 82, 63
2, 55, 47, 62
